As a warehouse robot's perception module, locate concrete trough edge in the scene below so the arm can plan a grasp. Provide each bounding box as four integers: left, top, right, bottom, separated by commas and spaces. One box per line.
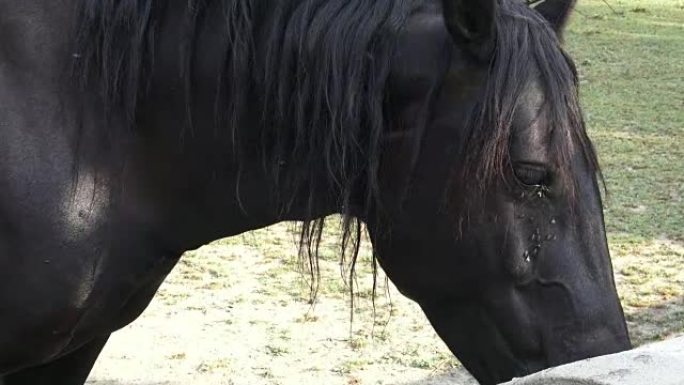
502, 336, 684, 385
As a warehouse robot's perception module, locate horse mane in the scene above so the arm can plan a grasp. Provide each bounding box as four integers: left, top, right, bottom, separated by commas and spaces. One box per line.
72, 0, 417, 302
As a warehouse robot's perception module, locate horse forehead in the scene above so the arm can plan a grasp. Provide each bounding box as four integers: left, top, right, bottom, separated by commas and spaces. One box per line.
510, 82, 550, 163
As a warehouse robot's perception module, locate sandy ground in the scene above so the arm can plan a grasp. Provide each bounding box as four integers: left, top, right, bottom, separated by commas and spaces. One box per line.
86, 226, 477, 385
85, 225, 684, 385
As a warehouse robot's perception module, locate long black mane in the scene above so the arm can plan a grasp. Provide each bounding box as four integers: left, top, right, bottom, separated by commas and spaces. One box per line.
73, 0, 414, 202
72, 0, 600, 298
73, 0, 418, 299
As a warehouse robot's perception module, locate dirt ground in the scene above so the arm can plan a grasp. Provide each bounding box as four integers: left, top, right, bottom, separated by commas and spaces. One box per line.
85, 220, 684, 385
86, 226, 478, 385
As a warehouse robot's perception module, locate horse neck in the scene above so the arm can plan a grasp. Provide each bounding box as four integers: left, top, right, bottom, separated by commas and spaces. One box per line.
70, 0, 356, 252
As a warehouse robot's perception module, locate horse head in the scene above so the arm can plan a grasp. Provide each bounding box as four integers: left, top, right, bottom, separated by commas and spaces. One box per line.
368, 1, 631, 383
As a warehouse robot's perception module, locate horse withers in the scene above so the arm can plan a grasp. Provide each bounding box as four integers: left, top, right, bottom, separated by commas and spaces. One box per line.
0, 0, 630, 384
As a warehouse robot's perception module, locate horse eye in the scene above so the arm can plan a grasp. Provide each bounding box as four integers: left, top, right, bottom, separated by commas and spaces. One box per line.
513, 163, 548, 186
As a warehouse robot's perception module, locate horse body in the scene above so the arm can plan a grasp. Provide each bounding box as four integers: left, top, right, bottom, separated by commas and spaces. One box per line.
0, 0, 344, 378
0, 0, 287, 372
0, 0, 630, 384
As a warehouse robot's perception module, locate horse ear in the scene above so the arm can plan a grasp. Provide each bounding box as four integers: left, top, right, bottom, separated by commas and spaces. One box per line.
442, 0, 497, 62
531, 0, 577, 35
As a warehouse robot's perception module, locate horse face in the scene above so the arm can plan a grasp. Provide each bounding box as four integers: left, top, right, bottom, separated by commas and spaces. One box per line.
421, 82, 631, 384
373, 85, 630, 385
369, 1, 630, 384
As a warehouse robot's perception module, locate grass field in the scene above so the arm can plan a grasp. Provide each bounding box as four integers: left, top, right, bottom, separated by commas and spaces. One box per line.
565, 0, 684, 344
88, 1, 684, 384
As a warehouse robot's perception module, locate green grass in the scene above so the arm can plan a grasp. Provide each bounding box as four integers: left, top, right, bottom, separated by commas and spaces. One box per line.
564, 0, 684, 344
567, 0, 684, 242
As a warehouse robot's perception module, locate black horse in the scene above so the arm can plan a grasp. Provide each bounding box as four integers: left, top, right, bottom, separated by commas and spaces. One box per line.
0, 0, 631, 384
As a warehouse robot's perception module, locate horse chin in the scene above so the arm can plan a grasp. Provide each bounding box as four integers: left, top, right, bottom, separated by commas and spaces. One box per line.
456, 347, 547, 385
540, 321, 632, 368
464, 324, 631, 384
421, 303, 547, 384
469, 322, 631, 384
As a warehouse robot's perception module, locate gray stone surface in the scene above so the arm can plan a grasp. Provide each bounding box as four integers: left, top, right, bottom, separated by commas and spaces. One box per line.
503, 336, 684, 385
